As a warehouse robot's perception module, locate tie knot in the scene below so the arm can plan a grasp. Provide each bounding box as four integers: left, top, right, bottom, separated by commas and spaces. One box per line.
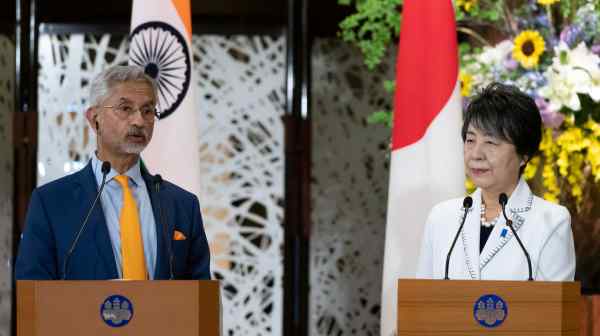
114, 175, 130, 189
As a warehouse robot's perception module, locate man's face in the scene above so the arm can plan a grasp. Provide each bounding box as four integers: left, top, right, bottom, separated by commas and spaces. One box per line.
88, 81, 156, 157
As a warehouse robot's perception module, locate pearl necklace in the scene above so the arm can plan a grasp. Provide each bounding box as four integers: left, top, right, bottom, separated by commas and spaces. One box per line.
480, 203, 500, 228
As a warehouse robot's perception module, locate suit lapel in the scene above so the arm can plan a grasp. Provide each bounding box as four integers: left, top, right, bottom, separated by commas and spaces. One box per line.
461, 189, 481, 280
479, 178, 532, 272
142, 168, 173, 280
77, 162, 119, 279
479, 217, 507, 269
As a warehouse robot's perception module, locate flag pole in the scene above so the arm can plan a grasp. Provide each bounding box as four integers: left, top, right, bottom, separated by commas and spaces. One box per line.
283, 0, 311, 334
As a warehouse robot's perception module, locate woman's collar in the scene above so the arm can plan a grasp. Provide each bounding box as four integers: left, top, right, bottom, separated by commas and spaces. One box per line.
470, 177, 533, 214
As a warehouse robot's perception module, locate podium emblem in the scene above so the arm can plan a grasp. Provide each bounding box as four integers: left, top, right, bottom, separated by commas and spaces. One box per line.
473, 294, 507, 328
100, 295, 134, 327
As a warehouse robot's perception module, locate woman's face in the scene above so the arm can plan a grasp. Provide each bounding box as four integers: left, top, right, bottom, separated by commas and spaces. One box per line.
464, 125, 523, 194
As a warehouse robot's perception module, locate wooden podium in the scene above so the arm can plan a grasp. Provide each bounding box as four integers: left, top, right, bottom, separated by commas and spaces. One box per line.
17, 280, 220, 336
397, 279, 580, 335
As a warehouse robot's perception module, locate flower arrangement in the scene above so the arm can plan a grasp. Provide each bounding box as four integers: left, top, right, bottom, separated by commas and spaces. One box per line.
339, 0, 600, 211
457, 0, 600, 209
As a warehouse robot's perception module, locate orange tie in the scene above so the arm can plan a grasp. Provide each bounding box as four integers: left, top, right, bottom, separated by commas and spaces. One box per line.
114, 175, 147, 280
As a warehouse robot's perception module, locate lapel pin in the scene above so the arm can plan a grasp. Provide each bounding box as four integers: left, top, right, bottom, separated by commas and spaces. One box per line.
500, 228, 508, 238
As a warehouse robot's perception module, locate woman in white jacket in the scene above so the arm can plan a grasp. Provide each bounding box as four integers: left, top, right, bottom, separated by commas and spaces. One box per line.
417, 83, 575, 281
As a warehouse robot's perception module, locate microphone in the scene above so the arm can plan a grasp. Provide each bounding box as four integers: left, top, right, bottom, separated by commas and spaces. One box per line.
154, 174, 174, 280
499, 193, 533, 281
62, 161, 111, 279
444, 196, 473, 280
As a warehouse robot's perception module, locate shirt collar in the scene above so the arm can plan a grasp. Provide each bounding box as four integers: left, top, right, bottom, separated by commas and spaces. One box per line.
91, 151, 144, 188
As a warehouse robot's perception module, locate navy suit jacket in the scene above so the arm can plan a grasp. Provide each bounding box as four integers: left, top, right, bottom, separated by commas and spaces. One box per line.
15, 162, 211, 280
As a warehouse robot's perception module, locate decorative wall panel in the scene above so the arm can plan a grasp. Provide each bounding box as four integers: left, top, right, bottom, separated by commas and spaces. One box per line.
37, 32, 285, 336
192, 35, 285, 336
309, 39, 392, 336
0, 34, 14, 336
37, 34, 129, 186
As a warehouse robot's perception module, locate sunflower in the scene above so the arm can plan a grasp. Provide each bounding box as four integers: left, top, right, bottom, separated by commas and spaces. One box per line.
513, 30, 545, 69
456, 0, 478, 12
537, 0, 559, 5
459, 72, 473, 97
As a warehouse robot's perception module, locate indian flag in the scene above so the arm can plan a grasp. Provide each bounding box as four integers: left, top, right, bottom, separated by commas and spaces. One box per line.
379, 1, 465, 335
129, 0, 201, 197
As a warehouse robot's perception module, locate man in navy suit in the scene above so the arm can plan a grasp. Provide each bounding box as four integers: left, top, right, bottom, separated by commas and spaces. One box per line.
16, 65, 210, 280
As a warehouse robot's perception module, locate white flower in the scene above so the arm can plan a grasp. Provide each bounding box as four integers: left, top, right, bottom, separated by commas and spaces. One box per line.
477, 40, 513, 67
539, 68, 581, 111
569, 43, 600, 101
550, 42, 600, 102
569, 43, 600, 69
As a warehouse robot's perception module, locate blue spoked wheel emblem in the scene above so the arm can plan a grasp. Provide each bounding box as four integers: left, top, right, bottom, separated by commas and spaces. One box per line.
100, 295, 134, 327
129, 21, 191, 119
473, 294, 508, 328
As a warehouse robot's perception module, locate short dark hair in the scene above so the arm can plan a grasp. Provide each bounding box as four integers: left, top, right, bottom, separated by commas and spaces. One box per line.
461, 82, 542, 173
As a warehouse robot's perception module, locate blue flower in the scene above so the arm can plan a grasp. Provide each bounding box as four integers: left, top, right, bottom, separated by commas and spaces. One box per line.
560, 25, 583, 48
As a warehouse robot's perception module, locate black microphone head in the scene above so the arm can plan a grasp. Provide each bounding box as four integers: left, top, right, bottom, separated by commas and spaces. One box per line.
499, 193, 508, 206
463, 196, 473, 209
101, 161, 111, 175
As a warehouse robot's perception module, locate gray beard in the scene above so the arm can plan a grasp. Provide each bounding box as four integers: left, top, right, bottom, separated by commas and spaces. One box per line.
121, 142, 147, 154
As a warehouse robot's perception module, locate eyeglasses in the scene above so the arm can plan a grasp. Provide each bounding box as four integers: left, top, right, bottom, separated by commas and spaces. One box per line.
101, 103, 158, 121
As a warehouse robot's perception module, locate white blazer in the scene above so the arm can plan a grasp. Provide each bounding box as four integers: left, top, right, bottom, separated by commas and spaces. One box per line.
416, 178, 575, 281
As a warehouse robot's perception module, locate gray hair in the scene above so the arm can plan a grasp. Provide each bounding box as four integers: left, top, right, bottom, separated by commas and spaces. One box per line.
88, 65, 157, 107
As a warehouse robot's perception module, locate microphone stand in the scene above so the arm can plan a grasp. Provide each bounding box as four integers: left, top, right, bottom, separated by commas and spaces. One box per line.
500, 193, 533, 281
444, 197, 473, 280
62, 161, 111, 280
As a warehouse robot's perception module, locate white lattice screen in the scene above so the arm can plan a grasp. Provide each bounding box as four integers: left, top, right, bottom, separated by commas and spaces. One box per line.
309, 39, 392, 336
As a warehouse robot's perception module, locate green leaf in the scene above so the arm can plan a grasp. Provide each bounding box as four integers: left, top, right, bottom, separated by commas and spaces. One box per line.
367, 110, 394, 127
560, 50, 569, 65
558, 0, 572, 20
337, 0, 402, 69
488, 9, 500, 21
383, 80, 396, 93
459, 42, 471, 56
